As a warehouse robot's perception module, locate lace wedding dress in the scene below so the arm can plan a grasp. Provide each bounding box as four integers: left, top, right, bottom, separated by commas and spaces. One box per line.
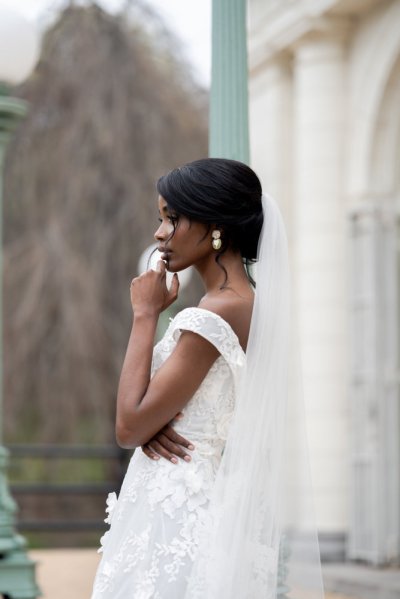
91, 306, 246, 599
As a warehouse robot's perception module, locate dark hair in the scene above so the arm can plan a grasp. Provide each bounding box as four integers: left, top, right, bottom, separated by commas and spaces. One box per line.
156, 158, 263, 287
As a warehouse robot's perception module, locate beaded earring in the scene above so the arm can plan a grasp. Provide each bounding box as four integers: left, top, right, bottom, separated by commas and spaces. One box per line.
212, 230, 222, 250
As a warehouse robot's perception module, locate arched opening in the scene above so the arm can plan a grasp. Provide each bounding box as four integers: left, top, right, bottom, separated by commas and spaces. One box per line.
348, 48, 400, 565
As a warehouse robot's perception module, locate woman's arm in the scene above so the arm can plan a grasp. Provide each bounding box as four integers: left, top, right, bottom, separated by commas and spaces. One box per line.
116, 326, 219, 448
116, 310, 157, 446
116, 261, 220, 449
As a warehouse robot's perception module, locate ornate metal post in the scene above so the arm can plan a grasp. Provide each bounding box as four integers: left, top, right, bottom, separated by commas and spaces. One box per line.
0, 88, 40, 599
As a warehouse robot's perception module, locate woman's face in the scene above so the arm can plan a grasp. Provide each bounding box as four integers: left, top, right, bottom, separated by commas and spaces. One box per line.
154, 195, 212, 272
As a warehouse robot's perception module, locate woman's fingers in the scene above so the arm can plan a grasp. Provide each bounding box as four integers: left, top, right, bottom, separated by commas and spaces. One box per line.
170, 272, 179, 296
157, 433, 191, 461
144, 432, 194, 464
163, 273, 179, 309
142, 444, 160, 461
147, 439, 179, 464
162, 425, 195, 450
142, 420, 195, 464
155, 259, 166, 275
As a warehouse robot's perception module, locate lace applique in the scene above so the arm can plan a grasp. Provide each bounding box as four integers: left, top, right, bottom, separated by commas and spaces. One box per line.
94, 524, 152, 594
146, 459, 213, 518
171, 307, 245, 368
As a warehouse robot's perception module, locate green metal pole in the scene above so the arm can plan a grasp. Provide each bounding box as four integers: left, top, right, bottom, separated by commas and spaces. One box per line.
209, 0, 250, 164
0, 89, 40, 599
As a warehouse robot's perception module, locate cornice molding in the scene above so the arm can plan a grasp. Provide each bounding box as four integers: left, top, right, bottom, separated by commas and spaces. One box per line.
248, 0, 382, 73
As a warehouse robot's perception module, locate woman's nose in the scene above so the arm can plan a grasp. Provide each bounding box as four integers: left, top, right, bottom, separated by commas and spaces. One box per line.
154, 223, 165, 241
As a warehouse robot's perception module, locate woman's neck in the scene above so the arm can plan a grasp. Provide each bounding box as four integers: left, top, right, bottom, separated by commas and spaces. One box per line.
195, 250, 253, 297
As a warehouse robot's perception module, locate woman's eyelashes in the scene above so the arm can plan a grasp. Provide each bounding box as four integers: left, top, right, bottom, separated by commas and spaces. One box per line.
157, 215, 178, 224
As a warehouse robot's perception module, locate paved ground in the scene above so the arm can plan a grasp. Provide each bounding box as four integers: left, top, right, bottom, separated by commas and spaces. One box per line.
322, 562, 400, 599
29, 548, 360, 599
30, 549, 100, 599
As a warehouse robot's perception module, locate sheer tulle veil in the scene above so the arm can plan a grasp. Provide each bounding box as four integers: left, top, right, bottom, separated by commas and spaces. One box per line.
184, 193, 325, 598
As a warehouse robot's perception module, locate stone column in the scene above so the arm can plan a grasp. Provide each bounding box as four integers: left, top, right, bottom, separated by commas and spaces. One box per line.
292, 25, 349, 560
249, 56, 293, 250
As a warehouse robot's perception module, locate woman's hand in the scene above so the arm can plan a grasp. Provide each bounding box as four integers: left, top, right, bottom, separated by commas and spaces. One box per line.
130, 260, 179, 316
142, 413, 195, 464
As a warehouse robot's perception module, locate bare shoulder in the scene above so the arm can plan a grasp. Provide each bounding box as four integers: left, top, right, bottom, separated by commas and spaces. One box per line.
198, 293, 254, 352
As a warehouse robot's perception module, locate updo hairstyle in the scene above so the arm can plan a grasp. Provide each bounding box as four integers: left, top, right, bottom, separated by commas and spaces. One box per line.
156, 158, 263, 287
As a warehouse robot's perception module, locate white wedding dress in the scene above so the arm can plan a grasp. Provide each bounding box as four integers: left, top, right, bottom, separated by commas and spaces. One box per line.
91, 306, 246, 599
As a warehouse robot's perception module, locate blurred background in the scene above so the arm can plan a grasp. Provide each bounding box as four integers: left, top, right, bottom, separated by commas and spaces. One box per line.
0, 0, 399, 598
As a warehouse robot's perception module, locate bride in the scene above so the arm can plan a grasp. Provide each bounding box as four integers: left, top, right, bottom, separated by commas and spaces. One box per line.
91, 158, 324, 598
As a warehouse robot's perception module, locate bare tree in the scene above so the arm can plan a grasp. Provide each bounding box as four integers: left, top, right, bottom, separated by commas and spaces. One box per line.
3, 4, 208, 443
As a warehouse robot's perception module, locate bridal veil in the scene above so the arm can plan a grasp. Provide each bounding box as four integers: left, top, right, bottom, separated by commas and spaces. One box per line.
184, 193, 325, 598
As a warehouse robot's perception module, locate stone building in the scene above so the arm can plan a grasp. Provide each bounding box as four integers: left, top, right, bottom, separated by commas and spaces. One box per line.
248, 0, 400, 566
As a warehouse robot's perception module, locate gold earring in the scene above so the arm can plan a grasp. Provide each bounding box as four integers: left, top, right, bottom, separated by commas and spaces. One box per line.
212, 229, 222, 250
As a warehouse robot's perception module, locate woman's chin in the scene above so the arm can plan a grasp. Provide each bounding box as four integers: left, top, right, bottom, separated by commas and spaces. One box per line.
167, 262, 184, 273
162, 256, 174, 271
165, 255, 190, 273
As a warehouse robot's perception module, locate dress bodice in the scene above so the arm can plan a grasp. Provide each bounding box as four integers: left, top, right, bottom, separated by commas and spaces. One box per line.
151, 307, 246, 454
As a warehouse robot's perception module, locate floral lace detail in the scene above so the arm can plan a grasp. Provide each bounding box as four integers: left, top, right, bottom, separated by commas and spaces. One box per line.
93, 456, 214, 597
151, 307, 245, 375
91, 307, 246, 598
147, 459, 212, 518
171, 307, 245, 367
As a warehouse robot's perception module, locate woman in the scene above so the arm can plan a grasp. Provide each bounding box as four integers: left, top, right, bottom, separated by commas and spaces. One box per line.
91, 158, 324, 599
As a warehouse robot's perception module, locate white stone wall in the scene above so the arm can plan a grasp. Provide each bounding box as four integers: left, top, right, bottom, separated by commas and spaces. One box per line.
249, 0, 400, 562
